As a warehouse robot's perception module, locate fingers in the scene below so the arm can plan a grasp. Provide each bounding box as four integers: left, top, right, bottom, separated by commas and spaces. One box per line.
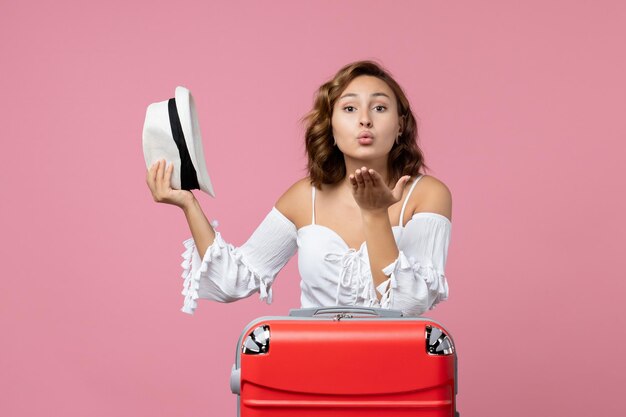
355, 168, 365, 187
349, 173, 358, 189
368, 169, 382, 187
353, 166, 374, 188
156, 159, 165, 184
391, 175, 411, 200
147, 159, 173, 202
349, 166, 395, 195
146, 160, 191, 207
351, 167, 380, 189
360, 167, 374, 187
146, 162, 157, 189
146, 161, 160, 201
165, 159, 174, 184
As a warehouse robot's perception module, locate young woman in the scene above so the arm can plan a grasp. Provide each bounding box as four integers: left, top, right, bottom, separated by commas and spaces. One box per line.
146, 61, 452, 316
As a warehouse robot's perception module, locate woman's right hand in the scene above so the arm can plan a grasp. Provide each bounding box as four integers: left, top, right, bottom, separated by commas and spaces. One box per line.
146, 159, 195, 209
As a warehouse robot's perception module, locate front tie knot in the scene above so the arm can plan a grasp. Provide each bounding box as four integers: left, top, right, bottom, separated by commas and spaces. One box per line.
324, 249, 364, 305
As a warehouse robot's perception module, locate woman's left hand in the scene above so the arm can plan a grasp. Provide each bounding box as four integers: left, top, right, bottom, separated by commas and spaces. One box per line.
349, 167, 410, 214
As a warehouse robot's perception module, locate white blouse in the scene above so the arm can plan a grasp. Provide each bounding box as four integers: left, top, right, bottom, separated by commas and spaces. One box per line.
180, 177, 451, 316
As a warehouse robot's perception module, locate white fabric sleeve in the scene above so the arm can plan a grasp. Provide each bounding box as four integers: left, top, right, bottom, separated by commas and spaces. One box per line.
375, 213, 451, 317
180, 207, 297, 314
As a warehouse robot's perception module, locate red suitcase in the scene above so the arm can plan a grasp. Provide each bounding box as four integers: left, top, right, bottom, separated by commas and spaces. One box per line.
230, 307, 459, 416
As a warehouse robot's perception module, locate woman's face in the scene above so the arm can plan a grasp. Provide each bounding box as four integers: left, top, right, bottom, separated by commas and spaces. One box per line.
331, 75, 402, 163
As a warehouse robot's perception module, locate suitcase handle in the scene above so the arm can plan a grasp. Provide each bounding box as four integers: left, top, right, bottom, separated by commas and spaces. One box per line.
288, 307, 404, 318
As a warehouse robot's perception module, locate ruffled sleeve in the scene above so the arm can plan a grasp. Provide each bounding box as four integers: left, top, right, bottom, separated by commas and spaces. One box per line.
376, 213, 451, 316
180, 207, 298, 314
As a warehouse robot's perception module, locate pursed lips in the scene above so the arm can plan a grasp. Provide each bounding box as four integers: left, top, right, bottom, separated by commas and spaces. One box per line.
357, 131, 374, 145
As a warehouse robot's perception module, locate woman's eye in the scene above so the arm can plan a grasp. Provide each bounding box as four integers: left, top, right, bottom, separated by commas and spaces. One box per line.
374, 105, 387, 112
343, 106, 356, 112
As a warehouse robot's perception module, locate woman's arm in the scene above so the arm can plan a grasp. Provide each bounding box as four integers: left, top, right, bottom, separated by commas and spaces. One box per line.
148, 159, 300, 314
377, 176, 452, 315
379, 211, 451, 315
361, 210, 399, 301
349, 167, 410, 300
181, 197, 215, 259
146, 159, 216, 258
352, 170, 451, 302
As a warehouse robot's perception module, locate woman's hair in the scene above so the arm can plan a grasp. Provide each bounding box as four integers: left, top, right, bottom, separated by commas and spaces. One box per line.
303, 60, 426, 189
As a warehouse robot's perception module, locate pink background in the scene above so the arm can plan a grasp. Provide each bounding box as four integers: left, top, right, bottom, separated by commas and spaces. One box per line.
2, 1, 625, 416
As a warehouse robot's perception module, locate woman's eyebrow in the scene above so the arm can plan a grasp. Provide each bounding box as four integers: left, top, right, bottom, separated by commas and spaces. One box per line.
339, 92, 391, 100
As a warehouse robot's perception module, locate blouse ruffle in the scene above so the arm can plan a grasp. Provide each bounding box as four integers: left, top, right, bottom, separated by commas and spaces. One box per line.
376, 251, 449, 316
181, 233, 276, 314
180, 208, 298, 315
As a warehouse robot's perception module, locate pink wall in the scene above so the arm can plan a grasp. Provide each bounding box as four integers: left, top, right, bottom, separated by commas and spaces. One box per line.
2, 1, 625, 416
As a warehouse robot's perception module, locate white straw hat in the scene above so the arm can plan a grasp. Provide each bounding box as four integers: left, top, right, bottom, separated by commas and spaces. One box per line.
142, 86, 215, 197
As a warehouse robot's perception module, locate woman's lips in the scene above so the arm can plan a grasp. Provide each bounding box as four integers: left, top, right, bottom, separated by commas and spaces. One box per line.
358, 131, 373, 145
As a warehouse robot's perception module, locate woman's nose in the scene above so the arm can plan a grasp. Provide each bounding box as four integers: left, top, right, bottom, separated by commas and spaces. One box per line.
359, 110, 372, 128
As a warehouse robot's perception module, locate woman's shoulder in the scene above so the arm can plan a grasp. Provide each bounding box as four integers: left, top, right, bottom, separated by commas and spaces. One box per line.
410, 174, 452, 221
275, 177, 313, 228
